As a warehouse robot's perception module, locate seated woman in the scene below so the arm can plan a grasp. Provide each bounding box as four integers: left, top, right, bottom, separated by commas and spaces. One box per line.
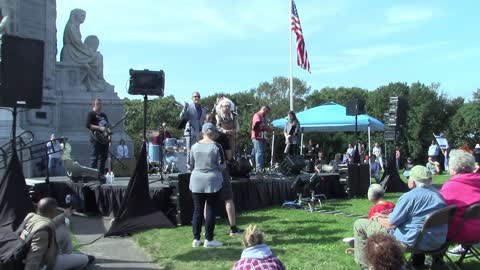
440, 149, 480, 255
426, 157, 441, 175
329, 153, 342, 173
232, 224, 285, 270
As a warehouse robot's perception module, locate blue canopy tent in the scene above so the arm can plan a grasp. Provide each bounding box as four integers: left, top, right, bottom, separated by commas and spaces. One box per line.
272, 102, 384, 132
271, 102, 384, 166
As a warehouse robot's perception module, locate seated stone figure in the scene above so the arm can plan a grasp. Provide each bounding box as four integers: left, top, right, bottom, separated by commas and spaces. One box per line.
60, 8, 111, 92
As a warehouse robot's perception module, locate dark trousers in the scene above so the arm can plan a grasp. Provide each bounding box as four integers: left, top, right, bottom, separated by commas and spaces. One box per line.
90, 140, 108, 176
192, 192, 219, 241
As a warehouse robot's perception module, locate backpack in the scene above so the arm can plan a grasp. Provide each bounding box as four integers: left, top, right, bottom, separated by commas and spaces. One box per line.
0, 214, 52, 270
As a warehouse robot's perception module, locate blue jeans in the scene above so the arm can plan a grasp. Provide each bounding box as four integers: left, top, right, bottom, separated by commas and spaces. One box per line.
253, 139, 266, 172
48, 157, 62, 176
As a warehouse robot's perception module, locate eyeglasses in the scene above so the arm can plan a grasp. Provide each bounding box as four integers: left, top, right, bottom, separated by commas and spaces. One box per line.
192, 96, 200, 98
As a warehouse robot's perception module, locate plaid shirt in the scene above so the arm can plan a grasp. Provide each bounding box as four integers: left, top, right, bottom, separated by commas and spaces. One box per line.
232, 256, 285, 270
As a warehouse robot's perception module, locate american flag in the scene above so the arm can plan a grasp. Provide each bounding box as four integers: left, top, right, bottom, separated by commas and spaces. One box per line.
291, 0, 310, 73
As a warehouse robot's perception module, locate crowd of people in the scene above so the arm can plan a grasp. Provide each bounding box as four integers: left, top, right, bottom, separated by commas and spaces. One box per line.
343, 148, 480, 269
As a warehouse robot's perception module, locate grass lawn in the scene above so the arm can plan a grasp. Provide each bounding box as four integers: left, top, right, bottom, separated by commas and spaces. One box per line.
134, 173, 479, 270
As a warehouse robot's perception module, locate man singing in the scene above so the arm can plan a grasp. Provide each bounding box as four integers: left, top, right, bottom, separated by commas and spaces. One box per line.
86, 98, 109, 182
251, 106, 272, 174
180, 92, 207, 170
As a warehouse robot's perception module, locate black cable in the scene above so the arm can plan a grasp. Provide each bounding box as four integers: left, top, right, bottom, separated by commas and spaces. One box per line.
76, 235, 104, 247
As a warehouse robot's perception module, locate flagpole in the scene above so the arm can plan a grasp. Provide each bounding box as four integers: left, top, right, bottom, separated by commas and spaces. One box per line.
289, 0, 294, 111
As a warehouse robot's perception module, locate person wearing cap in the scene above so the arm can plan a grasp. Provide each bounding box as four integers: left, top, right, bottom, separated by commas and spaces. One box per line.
440, 149, 480, 256
189, 123, 225, 248
351, 165, 447, 269
180, 91, 208, 170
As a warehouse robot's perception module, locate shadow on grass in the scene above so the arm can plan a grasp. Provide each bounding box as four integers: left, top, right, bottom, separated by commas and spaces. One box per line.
172, 247, 240, 262
235, 215, 278, 224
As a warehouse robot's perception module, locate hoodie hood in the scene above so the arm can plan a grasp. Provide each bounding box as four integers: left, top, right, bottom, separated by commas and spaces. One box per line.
240, 244, 273, 260
448, 173, 480, 188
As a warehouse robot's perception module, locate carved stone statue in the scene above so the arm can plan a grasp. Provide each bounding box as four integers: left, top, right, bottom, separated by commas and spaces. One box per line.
60, 9, 111, 92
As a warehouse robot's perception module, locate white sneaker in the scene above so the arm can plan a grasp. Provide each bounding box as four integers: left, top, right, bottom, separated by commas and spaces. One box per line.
192, 239, 203, 247
447, 245, 465, 256
203, 240, 223, 248
342, 237, 355, 248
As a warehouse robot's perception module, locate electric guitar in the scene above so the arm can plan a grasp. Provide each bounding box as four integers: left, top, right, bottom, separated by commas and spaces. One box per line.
91, 113, 129, 145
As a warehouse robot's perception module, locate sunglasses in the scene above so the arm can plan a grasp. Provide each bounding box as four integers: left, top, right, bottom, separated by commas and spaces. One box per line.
192, 96, 200, 98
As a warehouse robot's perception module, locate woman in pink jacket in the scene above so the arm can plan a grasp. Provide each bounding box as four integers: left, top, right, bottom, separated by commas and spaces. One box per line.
439, 149, 480, 254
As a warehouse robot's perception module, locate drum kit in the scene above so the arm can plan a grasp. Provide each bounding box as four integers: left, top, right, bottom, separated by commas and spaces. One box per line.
147, 137, 188, 175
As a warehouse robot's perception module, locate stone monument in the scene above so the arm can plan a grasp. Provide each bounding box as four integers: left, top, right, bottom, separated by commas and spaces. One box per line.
0, 0, 133, 177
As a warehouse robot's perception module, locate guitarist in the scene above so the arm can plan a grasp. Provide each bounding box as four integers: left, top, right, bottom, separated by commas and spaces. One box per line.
283, 110, 301, 156
86, 98, 109, 182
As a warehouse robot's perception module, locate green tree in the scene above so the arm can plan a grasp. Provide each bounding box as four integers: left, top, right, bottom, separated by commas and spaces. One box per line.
448, 102, 480, 147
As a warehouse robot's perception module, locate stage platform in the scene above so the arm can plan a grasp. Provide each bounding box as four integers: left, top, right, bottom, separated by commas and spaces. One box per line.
26, 172, 346, 226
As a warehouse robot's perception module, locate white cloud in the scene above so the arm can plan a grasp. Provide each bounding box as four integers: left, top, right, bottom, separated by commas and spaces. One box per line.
386, 6, 433, 24
312, 43, 443, 73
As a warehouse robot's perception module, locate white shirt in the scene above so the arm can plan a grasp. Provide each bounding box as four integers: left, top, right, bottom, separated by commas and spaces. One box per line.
117, 145, 129, 158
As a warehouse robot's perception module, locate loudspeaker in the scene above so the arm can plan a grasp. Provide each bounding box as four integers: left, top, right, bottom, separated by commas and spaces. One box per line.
280, 155, 305, 176
347, 164, 370, 197
128, 69, 165, 97
168, 173, 193, 225
346, 98, 366, 116
387, 96, 407, 128
0, 35, 44, 108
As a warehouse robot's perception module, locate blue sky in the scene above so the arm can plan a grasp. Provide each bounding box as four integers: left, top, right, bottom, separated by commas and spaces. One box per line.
56, 0, 479, 103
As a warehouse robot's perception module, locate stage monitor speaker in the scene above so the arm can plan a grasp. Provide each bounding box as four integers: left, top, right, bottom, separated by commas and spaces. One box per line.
346, 98, 366, 116
0, 35, 44, 108
128, 69, 165, 97
168, 172, 226, 225
347, 164, 370, 197
280, 155, 305, 176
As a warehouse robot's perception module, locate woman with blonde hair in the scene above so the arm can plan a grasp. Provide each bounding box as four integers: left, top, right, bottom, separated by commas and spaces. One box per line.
232, 225, 285, 270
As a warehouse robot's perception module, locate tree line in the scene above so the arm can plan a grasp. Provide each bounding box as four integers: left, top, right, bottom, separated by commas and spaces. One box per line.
123, 77, 480, 166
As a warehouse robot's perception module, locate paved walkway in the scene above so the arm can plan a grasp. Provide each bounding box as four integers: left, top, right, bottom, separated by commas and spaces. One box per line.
70, 215, 162, 270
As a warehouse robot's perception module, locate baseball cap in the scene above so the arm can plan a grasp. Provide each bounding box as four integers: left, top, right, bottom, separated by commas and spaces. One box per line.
409, 165, 432, 184
202, 123, 215, 133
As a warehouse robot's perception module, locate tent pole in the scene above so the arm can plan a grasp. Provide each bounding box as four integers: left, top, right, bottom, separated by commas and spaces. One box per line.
368, 125, 371, 181
300, 128, 304, 155
271, 131, 275, 168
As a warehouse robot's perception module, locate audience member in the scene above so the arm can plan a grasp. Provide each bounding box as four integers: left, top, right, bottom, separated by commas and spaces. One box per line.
370, 155, 382, 183
314, 152, 326, 173
190, 123, 225, 248
346, 143, 355, 158
47, 134, 63, 176
352, 165, 447, 268
364, 234, 405, 270
53, 207, 94, 269
440, 149, 480, 256
20, 198, 94, 270
426, 157, 441, 175
473, 144, 480, 173
343, 184, 395, 250
232, 224, 285, 270
428, 140, 440, 161
329, 153, 342, 173
395, 147, 401, 170
367, 184, 395, 220
372, 143, 383, 169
